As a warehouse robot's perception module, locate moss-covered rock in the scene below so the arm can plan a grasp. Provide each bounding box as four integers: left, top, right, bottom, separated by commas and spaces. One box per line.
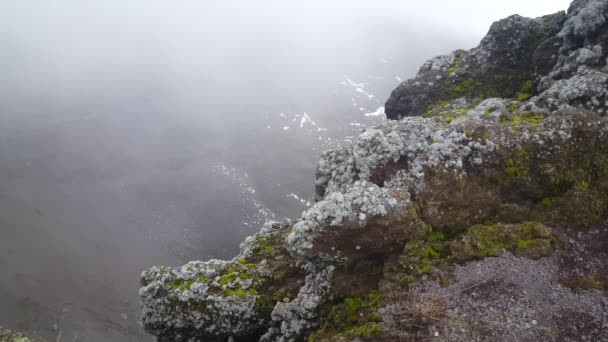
306, 291, 384, 342
141, 106, 607, 341
449, 221, 561, 261
0, 327, 32, 342
139, 2, 608, 340
385, 12, 567, 119
387, 0, 608, 120
140, 223, 302, 341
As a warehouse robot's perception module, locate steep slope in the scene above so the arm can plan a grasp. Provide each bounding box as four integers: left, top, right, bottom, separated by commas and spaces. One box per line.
139, 1, 608, 341
385, 0, 608, 120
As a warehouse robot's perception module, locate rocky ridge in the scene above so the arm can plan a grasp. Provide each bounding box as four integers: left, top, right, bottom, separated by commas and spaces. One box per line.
139, 1, 608, 341
385, 0, 608, 120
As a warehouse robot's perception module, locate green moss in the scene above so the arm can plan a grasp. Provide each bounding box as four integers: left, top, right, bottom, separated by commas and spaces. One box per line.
422, 100, 450, 118
225, 288, 246, 297
516, 239, 533, 249
541, 197, 556, 208
427, 231, 445, 242
367, 312, 382, 323
449, 221, 559, 261
309, 291, 385, 341
254, 295, 275, 315
447, 59, 461, 74
400, 275, 416, 284
444, 116, 456, 124
514, 80, 535, 102
502, 110, 543, 129
253, 235, 275, 256
166, 278, 195, 292
365, 290, 383, 308
423, 245, 441, 258
465, 130, 473, 138
451, 78, 483, 97
398, 237, 445, 279
0, 328, 33, 342
421, 263, 432, 274
344, 297, 362, 321
578, 180, 590, 191
344, 323, 383, 338
504, 166, 519, 177
500, 147, 533, 182
218, 268, 237, 286
514, 112, 542, 126
503, 158, 522, 177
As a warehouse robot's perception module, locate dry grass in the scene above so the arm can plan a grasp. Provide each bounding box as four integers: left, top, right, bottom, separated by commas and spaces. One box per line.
380, 272, 501, 342
388, 291, 447, 331
379, 289, 448, 341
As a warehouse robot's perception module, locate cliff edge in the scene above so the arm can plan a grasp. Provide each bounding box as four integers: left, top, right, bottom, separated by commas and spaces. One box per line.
139, 1, 608, 341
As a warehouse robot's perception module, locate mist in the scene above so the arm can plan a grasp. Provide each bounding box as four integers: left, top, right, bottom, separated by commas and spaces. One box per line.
0, 1, 571, 340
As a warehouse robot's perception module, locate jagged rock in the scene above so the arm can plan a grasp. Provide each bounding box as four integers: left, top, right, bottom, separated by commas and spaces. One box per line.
540, 0, 608, 86
141, 106, 608, 341
139, 222, 303, 341
386, 0, 608, 120
139, 1, 608, 341
385, 13, 563, 119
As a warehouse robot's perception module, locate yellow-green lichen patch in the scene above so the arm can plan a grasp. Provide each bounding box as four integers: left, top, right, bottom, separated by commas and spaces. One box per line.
247, 223, 293, 261
307, 291, 384, 342
0, 327, 33, 342
165, 278, 196, 292
514, 80, 535, 102
447, 58, 462, 75
500, 110, 543, 129
421, 100, 451, 118
393, 228, 449, 284
449, 221, 561, 261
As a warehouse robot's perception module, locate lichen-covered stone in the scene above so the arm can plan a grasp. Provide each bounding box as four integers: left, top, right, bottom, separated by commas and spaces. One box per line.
139, 223, 302, 341
0, 327, 32, 342
448, 221, 561, 261
386, 0, 608, 120
139, 1, 608, 341
289, 180, 426, 262
141, 108, 608, 341
385, 13, 562, 119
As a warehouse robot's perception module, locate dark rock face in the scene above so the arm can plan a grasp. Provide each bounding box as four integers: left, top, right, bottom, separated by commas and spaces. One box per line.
385, 0, 608, 120
140, 1, 608, 341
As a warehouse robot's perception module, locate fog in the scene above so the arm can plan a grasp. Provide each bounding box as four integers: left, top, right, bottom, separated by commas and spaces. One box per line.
0, 1, 571, 340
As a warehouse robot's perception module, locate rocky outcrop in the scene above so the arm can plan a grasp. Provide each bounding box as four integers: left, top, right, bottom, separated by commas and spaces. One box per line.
139, 1, 608, 341
140, 106, 608, 341
385, 0, 608, 120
